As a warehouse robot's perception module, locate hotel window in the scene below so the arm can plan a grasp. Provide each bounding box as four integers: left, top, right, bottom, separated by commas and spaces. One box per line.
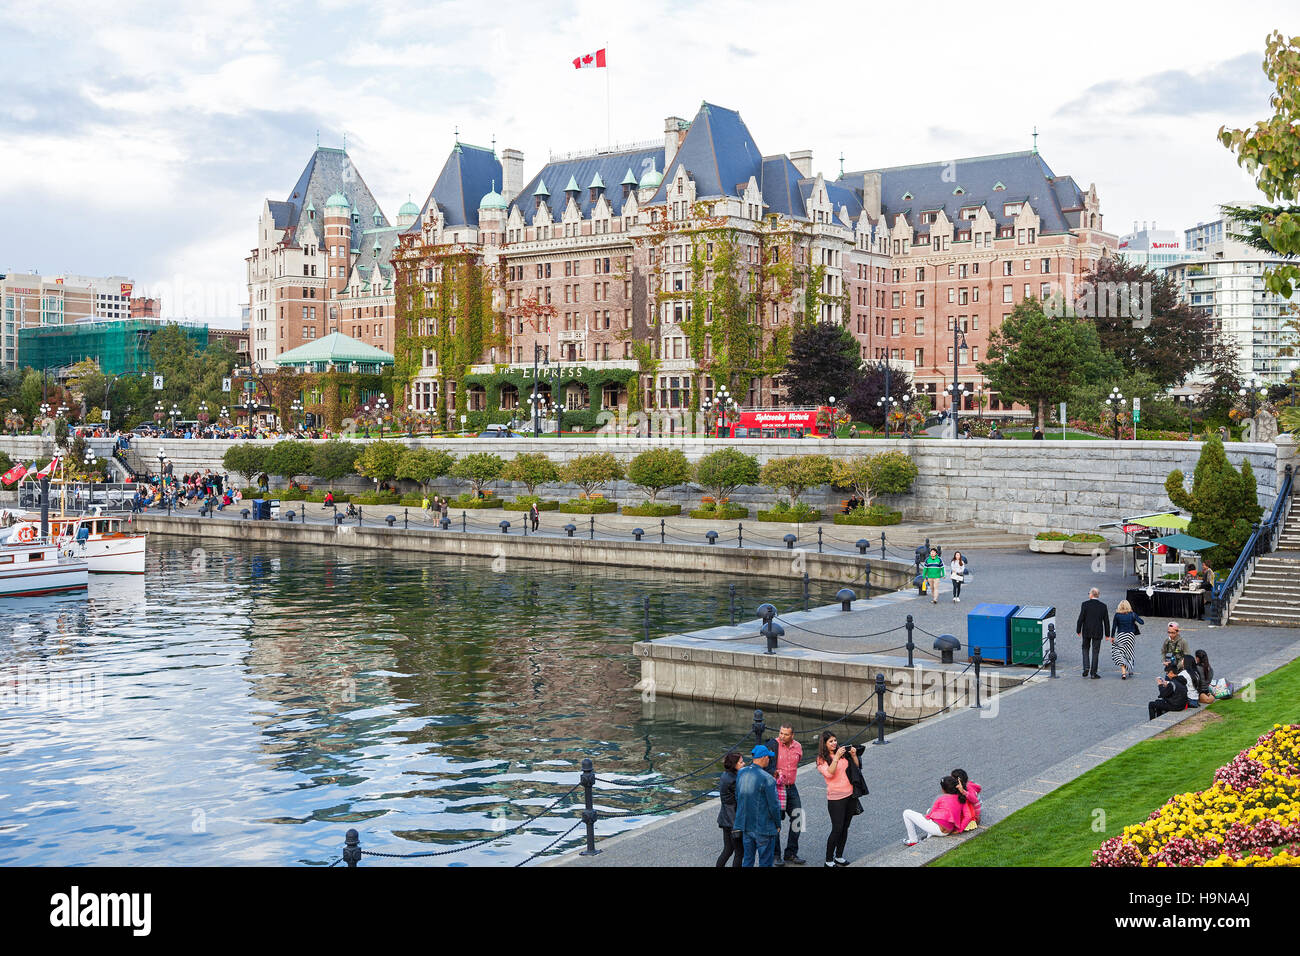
914, 318, 924, 335
959, 289, 968, 305
1041, 282, 1052, 298
958, 264, 968, 279
947, 346, 954, 362
916, 291, 925, 307
1003, 261, 1013, 276
1024, 284, 1031, 298
1041, 258, 1051, 273
972, 288, 979, 302
892, 292, 901, 308
1024, 259, 1031, 271
1002, 285, 1013, 303
971, 347, 979, 363
947, 264, 955, 277
947, 289, 955, 303
915, 348, 924, 365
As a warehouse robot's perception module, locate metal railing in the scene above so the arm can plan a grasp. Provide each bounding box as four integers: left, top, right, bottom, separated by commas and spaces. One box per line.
16, 482, 139, 512
1210, 463, 1293, 624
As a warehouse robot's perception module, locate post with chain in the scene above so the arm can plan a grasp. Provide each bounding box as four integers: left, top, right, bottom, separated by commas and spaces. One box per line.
579, 758, 600, 856
343, 828, 361, 867
802, 572, 810, 611
589, 515, 595, 540
817, 526, 823, 554
357, 505, 363, 527
864, 558, 872, 596
660, 518, 665, 545
880, 531, 886, 561
404, 507, 408, 530
1046, 623, 1059, 679
751, 709, 766, 746
737, 522, 743, 549
872, 674, 888, 745
905, 613, 916, 668
729, 582, 737, 626
462, 511, 467, 533
971, 648, 983, 709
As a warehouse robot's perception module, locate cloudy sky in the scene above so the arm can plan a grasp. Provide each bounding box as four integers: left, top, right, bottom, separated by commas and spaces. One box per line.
0, 0, 1290, 321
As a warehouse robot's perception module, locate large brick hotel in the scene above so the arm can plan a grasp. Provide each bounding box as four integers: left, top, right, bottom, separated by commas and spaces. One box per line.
248, 101, 1116, 423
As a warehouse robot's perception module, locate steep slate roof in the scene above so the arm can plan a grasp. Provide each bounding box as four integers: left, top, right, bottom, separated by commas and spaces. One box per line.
801, 179, 865, 222
411, 143, 502, 232
267, 200, 294, 230
355, 226, 402, 283
759, 155, 806, 218
511, 145, 665, 222
650, 102, 764, 204
274, 332, 394, 366
282, 147, 389, 249
839, 150, 1079, 234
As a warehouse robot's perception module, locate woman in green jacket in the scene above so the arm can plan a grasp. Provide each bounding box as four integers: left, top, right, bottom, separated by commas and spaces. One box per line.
923, 548, 945, 604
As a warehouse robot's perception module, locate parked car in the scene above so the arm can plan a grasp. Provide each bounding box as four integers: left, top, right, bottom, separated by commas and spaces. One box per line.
478, 424, 521, 438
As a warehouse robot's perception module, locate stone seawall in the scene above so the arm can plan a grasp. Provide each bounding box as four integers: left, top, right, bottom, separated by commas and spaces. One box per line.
7, 434, 1290, 536
134, 515, 915, 589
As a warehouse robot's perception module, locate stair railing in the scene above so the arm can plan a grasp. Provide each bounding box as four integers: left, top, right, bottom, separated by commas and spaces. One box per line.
1211, 462, 1293, 625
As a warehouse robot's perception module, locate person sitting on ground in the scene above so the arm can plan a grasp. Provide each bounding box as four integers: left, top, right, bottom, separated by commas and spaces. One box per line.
902, 775, 969, 846
323, 491, 335, 509
1195, 649, 1215, 697
345, 502, 358, 518
1177, 653, 1206, 707
1148, 661, 1189, 720
218, 492, 232, 511
951, 769, 982, 831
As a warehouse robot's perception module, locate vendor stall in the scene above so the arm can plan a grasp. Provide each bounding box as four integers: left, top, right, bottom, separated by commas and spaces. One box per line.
1124, 532, 1217, 620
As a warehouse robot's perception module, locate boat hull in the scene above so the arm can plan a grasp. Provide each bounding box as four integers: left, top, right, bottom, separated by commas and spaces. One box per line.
0, 561, 89, 597
65, 535, 147, 574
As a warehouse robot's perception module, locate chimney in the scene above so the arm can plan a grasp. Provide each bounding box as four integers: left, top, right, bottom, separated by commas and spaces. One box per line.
501, 148, 525, 204
1133, 220, 1138, 234
664, 116, 686, 171
790, 150, 813, 178
862, 171, 882, 221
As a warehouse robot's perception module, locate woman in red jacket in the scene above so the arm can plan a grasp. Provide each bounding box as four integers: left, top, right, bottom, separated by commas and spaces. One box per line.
902, 775, 968, 846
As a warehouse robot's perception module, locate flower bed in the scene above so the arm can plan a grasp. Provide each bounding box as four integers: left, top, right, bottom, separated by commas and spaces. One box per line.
621, 503, 683, 517
1029, 531, 1069, 553
502, 498, 560, 511
757, 502, 823, 523
833, 506, 902, 526
558, 499, 619, 514
1092, 725, 1300, 867
450, 495, 504, 510
689, 505, 749, 520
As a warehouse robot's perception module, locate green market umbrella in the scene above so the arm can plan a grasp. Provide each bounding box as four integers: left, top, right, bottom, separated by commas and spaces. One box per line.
1150, 533, 1218, 552
1130, 514, 1191, 529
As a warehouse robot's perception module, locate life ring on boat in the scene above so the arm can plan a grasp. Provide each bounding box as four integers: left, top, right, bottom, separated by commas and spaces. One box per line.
16, 526, 35, 542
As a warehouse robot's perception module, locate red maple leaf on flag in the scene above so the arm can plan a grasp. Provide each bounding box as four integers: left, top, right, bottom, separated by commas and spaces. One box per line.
582, 54, 593, 64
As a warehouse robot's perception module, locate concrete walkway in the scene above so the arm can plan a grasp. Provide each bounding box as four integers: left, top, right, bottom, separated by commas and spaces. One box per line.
552, 548, 1300, 867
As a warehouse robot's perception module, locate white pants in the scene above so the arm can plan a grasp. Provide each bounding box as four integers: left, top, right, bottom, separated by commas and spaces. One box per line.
903, 808, 946, 843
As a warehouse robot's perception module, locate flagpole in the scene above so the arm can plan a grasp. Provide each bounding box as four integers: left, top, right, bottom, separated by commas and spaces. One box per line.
605, 42, 611, 151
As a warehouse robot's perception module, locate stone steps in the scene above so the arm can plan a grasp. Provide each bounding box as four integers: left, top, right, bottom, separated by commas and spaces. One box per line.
1229, 546, 1300, 627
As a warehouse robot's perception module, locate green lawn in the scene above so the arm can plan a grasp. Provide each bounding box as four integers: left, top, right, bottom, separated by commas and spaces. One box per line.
1004, 429, 1106, 440
931, 655, 1300, 867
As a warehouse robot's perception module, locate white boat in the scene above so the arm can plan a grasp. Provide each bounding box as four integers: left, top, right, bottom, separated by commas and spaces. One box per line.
0, 537, 89, 598
6, 508, 147, 575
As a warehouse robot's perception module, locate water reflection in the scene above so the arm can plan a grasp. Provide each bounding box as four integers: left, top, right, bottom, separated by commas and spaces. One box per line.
0, 536, 865, 866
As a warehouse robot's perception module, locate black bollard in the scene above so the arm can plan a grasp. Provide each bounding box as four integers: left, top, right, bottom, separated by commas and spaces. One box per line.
905, 613, 916, 668
856, 538, 869, 555
706, 530, 718, 545
404, 508, 408, 529
751, 709, 766, 746
385, 514, 396, 527
880, 531, 886, 561
343, 828, 361, 867
872, 674, 888, 745
837, 588, 855, 612
462, 511, 467, 533
737, 522, 743, 549
440, 515, 450, 531
579, 758, 600, 856
802, 572, 810, 611
564, 523, 577, 537
643, 595, 650, 642
1047, 623, 1059, 679
300, 507, 305, 524
817, 526, 823, 553
757, 603, 783, 654
589, 516, 595, 540
499, 520, 510, 533
972, 649, 983, 709
783, 533, 796, 549
660, 519, 665, 545
864, 558, 872, 594
357, 505, 363, 527
729, 582, 737, 625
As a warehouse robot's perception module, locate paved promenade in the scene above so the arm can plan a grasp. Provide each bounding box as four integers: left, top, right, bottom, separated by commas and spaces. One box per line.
553, 547, 1300, 867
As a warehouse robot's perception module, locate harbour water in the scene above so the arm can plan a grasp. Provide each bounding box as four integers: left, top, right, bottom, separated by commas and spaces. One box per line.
0, 534, 861, 866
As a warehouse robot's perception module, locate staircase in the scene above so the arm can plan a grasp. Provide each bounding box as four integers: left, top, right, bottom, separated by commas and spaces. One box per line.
908, 520, 1033, 552
1227, 474, 1300, 626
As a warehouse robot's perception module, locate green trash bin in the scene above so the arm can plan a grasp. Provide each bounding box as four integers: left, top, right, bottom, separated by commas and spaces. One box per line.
1011, 605, 1056, 666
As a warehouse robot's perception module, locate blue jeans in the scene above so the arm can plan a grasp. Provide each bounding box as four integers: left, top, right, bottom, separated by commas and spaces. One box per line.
742, 833, 776, 867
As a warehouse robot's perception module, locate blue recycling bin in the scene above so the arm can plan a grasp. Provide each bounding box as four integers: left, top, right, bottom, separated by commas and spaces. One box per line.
966, 603, 1019, 663
253, 499, 271, 520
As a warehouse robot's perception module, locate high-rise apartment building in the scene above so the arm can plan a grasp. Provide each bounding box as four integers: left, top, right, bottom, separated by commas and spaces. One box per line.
1, 271, 136, 369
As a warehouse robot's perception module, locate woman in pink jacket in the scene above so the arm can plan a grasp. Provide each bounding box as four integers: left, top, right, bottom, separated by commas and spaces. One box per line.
903, 775, 971, 846
952, 768, 981, 831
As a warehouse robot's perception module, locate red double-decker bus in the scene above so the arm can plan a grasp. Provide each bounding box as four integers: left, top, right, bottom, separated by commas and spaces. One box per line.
717, 407, 833, 438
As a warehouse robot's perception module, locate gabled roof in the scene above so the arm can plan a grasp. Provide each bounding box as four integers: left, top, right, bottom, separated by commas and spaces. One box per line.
511, 145, 664, 222
650, 102, 763, 204
760, 155, 805, 218
267, 200, 294, 230
273, 332, 394, 367
839, 150, 1078, 234
411, 142, 502, 232
281, 147, 389, 249
355, 226, 401, 280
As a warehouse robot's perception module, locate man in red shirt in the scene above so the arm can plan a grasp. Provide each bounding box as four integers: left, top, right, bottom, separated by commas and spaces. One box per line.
764, 722, 806, 865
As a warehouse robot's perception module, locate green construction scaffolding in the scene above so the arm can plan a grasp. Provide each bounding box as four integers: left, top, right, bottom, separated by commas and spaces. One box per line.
17, 320, 209, 375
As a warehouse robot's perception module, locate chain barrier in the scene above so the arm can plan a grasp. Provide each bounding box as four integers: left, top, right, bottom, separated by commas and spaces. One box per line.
512, 820, 585, 867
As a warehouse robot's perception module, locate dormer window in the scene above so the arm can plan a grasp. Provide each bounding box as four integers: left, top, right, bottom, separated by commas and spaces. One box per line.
901, 192, 913, 201
1003, 202, 1024, 217
993, 181, 1006, 191
953, 187, 964, 195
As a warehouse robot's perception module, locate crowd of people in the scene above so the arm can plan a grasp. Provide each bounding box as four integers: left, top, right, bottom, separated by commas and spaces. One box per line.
715, 721, 981, 867
128, 467, 234, 513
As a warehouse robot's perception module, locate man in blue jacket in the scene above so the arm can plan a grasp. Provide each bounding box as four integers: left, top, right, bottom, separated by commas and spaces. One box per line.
735, 744, 781, 867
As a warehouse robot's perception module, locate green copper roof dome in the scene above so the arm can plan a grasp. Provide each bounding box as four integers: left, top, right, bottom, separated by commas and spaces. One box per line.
588, 172, 606, 189
324, 192, 350, 210
399, 200, 420, 216
564, 175, 580, 192
479, 180, 507, 210
533, 178, 550, 197
638, 161, 662, 190
621, 168, 638, 186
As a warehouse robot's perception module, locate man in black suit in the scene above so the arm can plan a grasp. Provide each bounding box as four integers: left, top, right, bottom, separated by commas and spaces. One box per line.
1075, 587, 1110, 679
1148, 662, 1189, 719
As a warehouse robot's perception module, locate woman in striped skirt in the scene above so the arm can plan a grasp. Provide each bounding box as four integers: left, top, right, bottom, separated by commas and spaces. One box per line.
1110, 599, 1144, 680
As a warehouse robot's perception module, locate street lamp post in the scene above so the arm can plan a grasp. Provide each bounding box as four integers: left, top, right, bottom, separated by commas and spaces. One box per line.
716, 386, 732, 437
290, 398, 303, 434
877, 395, 898, 437
375, 394, 390, 438
951, 324, 968, 436
1105, 387, 1126, 441
531, 343, 549, 437
1238, 377, 1265, 418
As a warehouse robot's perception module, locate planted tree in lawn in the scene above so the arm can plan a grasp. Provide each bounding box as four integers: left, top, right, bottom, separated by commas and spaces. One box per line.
1164, 435, 1263, 568
627, 448, 692, 503
264, 440, 316, 487
694, 448, 759, 506
311, 440, 361, 489
354, 440, 406, 486
760, 454, 834, 507
560, 452, 624, 499
831, 451, 919, 508
396, 448, 456, 495
222, 443, 266, 487
450, 452, 506, 498
501, 452, 559, 500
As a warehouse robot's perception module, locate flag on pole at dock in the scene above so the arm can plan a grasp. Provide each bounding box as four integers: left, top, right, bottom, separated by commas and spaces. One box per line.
573, 48, 606, 68
36, 458, 59, 478
1, 462, 27, 485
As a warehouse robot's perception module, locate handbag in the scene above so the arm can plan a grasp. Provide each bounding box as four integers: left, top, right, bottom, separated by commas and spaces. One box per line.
850, 797, 864, 816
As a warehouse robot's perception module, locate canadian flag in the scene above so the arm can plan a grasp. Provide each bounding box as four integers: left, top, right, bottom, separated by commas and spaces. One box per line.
36, 457, 59, 478
573, 48, 606, 69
